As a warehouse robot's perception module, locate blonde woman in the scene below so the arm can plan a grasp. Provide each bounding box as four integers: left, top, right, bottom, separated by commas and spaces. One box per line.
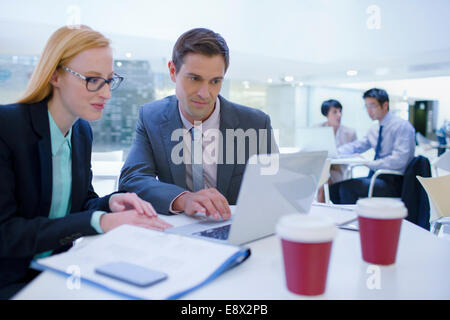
0, 25, 171, 299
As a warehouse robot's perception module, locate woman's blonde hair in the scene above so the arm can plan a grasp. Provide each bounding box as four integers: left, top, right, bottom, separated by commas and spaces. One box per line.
17, 25, 110, 104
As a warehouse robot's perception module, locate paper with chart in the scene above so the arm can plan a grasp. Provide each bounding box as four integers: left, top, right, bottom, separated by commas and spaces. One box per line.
33, 225, 245, 299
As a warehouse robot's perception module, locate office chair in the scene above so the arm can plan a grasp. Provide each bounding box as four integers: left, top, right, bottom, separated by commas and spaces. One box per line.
365, 156, 431, 230
367, 169, 403, 198
417, 175, 450, 236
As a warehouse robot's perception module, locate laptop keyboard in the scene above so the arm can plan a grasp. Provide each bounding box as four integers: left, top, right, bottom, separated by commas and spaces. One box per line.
193, 224, 231, 240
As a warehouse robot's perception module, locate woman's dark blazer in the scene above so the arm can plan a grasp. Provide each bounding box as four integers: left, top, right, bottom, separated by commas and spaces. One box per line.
0, 99, 113, 292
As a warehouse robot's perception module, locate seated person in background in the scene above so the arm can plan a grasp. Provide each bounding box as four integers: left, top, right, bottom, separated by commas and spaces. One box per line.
329, 88, 416, 204
119, 28, 278, 219
316, 99, 357, 202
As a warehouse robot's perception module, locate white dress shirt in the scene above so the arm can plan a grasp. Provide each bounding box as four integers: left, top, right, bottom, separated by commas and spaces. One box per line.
338, 111, 416, 174
178, 97, 221, 190
169, 98, 221, 213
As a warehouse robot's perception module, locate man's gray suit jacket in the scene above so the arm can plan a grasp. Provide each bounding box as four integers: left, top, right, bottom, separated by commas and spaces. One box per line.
119, 95, 277, 214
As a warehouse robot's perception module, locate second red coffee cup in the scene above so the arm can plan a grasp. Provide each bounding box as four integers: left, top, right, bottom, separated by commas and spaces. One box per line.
356, 198, 407, 265
276, 214, 336, 296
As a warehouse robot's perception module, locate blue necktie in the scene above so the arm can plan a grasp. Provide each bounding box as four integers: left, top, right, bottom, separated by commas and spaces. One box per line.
374, 125, 383, 160
191, 127, 204, 192
368, 125, 383, 178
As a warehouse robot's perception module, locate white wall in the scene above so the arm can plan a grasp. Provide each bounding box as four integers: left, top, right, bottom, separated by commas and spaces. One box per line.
2, 0, 450, 64
2, 0, 450, 83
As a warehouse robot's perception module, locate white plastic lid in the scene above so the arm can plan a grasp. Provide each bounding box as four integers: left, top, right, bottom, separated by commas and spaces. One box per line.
276, 214, 336, 243
356, 198, 407, 219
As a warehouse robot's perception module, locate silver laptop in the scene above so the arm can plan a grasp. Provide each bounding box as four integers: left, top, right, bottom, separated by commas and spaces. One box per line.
296, 127, 339, 158
165, 151, 328, 245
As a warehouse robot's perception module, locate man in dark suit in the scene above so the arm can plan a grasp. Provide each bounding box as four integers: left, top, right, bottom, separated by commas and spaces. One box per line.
119, 28, 278, 219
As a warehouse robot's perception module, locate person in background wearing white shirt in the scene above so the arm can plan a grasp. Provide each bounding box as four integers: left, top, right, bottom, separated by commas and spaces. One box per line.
316, 99, 357, 202
329, 88, 416, 204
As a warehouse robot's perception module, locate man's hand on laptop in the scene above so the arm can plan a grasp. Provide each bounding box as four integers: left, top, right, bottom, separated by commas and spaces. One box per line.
173, 189, 231, 220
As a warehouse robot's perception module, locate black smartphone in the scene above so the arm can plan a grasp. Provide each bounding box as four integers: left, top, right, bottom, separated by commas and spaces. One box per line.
95, 261, 168, 287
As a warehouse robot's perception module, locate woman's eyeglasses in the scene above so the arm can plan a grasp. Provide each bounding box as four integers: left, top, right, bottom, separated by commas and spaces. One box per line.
61, 66, 124, 92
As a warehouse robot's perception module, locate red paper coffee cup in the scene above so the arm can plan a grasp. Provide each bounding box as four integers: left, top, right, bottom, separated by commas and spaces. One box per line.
356, 198, 407, 265
276, 215, 336, 296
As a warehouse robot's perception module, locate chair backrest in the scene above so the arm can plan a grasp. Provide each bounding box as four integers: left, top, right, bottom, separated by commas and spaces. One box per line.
432, 150, 450, 175
92, 150, 123, 162
401, 156, 431, 230
417, 175, 450, 219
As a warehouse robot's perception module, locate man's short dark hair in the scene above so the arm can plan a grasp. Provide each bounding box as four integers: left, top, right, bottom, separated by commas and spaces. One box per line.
321, 99, 343, 117
363, 88, 389, 106
172, 28, 229, 73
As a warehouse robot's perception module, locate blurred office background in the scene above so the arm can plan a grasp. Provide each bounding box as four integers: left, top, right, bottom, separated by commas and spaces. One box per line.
1, 0, 449, 161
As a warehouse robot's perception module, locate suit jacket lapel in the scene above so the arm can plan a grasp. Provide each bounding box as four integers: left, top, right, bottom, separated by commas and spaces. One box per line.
70, 120, 86, 211
29, 100, 53, 217
216, 96, 239, 197
160, 96, 187, 188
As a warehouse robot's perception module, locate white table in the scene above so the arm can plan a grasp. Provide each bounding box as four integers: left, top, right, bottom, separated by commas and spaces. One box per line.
330, 157, 370, 166
13, 211, 450, 300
